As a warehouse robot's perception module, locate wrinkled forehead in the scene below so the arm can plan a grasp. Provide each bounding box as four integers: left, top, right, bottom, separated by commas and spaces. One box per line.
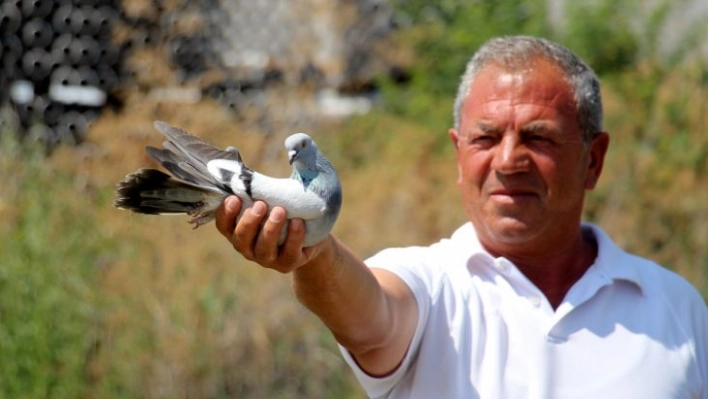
463, 59, 578, 120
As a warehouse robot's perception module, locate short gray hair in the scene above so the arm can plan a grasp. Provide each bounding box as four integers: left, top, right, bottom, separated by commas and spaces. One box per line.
453, 36, 603, 142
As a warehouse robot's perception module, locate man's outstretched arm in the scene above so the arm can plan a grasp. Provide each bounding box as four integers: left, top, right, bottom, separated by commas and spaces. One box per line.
215, 196, 418, 377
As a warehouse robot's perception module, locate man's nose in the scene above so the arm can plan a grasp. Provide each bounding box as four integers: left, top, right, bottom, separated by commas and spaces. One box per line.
491, 134, 530, 174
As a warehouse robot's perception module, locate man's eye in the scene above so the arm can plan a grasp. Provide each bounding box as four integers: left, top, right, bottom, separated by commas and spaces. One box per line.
468, 135, 495, 144
529, 134, 554, 144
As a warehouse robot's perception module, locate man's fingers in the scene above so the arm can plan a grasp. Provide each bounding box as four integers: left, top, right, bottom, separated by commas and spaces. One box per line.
215, 196, 242, 237
233, 201, 268, 257
219, 201, 313, 273
254, 207, 288, 264
279, 218, 306, 262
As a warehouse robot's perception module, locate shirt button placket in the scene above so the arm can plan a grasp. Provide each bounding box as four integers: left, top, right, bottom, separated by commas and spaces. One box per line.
529, 295, 542, 307
494, 259, 508, 272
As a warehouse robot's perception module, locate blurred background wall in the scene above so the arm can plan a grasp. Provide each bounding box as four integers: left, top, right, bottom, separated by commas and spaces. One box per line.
0, 0, 706, 398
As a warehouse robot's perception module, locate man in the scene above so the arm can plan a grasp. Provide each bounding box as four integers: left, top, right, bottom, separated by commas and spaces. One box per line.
215, 36, 708, 398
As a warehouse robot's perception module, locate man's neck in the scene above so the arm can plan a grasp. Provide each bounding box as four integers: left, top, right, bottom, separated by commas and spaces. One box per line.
486, 226, 598, 310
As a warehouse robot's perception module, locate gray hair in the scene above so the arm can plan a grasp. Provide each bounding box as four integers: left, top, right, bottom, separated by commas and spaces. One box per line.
453, 36, 603, 142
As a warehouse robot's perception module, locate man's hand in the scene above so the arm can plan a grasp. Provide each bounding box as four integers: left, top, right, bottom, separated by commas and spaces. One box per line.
215, 196, 326, 273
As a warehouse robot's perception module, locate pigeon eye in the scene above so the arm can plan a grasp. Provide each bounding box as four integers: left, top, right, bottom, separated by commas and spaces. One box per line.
301, 141, 306, 149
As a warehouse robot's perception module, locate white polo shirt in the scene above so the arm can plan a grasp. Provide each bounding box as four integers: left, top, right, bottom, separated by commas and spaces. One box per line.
341, 223, 708, 399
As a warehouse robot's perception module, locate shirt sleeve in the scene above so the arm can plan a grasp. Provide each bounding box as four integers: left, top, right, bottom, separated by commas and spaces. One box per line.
338, 246, 438, 398
689, 289, 708, 394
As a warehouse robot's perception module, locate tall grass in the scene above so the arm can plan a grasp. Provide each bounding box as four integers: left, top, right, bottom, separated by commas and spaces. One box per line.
0, 132, 106, 397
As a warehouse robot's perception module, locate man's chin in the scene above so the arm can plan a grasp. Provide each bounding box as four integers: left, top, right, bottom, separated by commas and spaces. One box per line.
479, 217, 543, 246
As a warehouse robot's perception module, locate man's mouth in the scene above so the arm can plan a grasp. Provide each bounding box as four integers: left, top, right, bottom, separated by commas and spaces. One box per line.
488, 189, 538, 203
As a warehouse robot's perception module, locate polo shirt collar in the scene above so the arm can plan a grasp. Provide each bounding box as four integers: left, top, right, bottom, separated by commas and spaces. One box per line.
448, 222, 646, 294
448, 222, 492, 263
583, 223, 646, 294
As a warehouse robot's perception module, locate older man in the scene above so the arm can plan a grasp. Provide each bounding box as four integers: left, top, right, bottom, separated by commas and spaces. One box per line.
215, 36, 707, 398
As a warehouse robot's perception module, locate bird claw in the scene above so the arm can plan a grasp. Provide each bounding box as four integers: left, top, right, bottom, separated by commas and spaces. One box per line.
187, 207, 213, 229
188, 216, 210, 229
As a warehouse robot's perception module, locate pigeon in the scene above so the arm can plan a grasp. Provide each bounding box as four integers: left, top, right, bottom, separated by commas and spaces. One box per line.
114, 121, 342, 247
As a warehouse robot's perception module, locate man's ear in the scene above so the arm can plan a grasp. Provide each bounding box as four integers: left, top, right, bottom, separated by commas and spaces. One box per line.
449, 128, 464, 185
449, 128, 460, 148
585, 132, 610, 190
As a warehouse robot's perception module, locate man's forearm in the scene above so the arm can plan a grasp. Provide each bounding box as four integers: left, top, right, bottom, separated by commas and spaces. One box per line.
292, 235, 390, 352
291, 235, 418, 376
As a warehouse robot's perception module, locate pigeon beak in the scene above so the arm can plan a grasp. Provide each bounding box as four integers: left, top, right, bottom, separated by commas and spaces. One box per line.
288, 149, 297, 165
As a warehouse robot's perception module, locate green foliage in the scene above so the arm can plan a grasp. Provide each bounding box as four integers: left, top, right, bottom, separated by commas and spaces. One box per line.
561, 1, 641, 75
381, 0, 550, 135
0, 134, 106, 398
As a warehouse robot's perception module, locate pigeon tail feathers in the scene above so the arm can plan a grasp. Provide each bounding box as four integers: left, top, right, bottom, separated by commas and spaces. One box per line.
114, 168, 227, 227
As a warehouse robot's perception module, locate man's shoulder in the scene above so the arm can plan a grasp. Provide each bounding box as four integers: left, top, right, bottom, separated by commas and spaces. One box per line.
364, 224, 480, 292
590, 224, 706, 310
624, 251, 703, 304
364, 237, 460, 276
366, 223, 478, 266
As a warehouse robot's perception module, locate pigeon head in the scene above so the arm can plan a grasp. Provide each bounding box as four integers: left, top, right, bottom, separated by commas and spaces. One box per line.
285, 133, 318, 168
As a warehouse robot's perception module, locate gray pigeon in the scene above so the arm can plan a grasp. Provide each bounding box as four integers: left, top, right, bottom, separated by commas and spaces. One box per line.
115, 121, 342, 247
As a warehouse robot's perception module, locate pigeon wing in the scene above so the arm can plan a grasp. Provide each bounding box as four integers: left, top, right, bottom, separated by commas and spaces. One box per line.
152, 121, 241, 181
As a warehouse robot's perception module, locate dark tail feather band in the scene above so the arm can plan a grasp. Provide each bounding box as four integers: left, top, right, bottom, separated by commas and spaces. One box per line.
115, 168, 211, 215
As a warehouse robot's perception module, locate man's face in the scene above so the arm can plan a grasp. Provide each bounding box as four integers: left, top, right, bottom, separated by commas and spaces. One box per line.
449, 60, 609, 256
